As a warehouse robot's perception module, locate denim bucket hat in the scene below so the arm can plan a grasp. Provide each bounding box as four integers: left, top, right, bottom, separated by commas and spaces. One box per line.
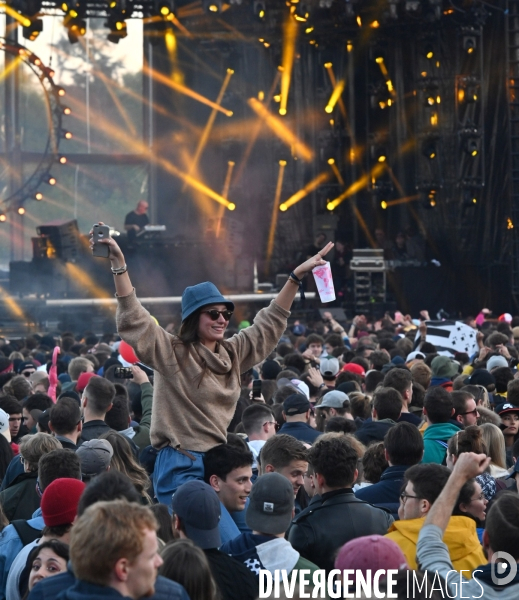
181, 282, 234, 322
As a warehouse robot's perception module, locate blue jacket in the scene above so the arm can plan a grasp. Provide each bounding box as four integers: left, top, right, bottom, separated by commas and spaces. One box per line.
354, 465, 408, 519
355, 419, 396, 446
0, 508, 43, 600
277, 422, 321, 444
29, 571, 189, 600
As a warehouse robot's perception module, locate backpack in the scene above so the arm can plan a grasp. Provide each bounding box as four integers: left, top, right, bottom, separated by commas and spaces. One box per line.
11, 520, 42, 546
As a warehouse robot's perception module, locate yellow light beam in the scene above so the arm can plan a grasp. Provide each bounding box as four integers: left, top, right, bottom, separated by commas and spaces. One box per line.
0, 55, 22, 84
352, 205, 377, 249
65, 263, 112, 301
265, 160, 287, 273
248, 98, 314, 162
383, 194, 420, 208
328, 159, 345, 186
280, 171, 330, 211
327, 163, 385, 210
0, 284, 26, 319
233, 70, 282, 186
215, 161, 235, 239
279, 16, 298, 116
325, 80, 345, 114
182, 67, 234, 191
324, 63, 347, 119
0, 3, 30, 27
143, 64, 233, 116
221, 160, 235, 200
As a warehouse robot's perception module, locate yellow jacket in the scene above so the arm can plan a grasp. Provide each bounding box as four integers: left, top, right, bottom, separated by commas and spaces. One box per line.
385, 515, 485, 576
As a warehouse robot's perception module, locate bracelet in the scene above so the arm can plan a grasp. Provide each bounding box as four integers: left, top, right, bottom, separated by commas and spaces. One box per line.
288, 272, 305, 302
111, 264, 127, 275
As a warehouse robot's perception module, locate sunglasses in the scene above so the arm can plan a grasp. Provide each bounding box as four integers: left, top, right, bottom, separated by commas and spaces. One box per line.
201, 309, 233, 321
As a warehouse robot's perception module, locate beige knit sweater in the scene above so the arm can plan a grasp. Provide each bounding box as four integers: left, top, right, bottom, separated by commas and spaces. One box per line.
116, 290, 289, 452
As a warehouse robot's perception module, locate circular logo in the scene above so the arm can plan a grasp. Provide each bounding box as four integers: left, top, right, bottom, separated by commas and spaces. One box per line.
490, 552, 517, 586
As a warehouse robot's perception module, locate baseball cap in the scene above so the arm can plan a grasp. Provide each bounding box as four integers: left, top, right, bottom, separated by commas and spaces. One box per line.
320, 356, 339, 378
499, 313, 513, 324
41, 478, 86, 527
172, 480, 221, 550
246, 473, 294, 535
16, 361, 36, 375
319, 390, 349, 409
290, 379, 310, 399
486, 355, 509, 372
335, 535, 408, 574
76, 439, 113, 477
283, 394, 312, 416
495, 403, 519, 416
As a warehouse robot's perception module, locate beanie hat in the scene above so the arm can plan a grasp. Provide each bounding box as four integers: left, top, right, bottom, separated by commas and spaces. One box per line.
181, 282, 234, 322
41, 478, 86, 527
342, 363, 365, 377
486, 355, 509, 372
261, 360, 282, 381
76, 372, 98, 393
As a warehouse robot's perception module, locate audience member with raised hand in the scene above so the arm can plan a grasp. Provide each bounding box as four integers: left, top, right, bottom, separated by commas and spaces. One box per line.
90, 223, 332, 503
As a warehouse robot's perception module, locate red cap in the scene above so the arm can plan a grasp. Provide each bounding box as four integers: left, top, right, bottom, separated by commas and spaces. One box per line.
335, 535, 408, 574
76, 372, 98, 393
41, 478, 86, 527
342, 363, 365, 376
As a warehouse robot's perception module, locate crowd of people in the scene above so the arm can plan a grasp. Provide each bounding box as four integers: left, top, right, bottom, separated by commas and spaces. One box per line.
0, 231, 517, 599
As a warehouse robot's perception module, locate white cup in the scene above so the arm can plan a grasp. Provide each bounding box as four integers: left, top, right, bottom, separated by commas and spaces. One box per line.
312, 262, 335, 303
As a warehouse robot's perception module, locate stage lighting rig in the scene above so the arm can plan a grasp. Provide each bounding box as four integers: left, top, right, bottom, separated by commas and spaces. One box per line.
23, 18, 43, 41
421, 139, 438, 160
292, 2, 310, 22
154, 0, 174, 16
462, 28, 479, 54
106, 0, 134, 43
62, 0, 87, 44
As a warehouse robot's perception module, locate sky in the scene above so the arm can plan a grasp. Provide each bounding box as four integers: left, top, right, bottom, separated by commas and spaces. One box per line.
22, 14, 143, 86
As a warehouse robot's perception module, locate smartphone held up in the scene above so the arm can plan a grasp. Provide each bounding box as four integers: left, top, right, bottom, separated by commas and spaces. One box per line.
92, 224, 110, 258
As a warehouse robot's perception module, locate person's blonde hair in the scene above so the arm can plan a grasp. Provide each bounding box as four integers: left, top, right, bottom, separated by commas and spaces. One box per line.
19, 433, 61, 471
100, 431, 151, 503
70, 500, 157, 586
481, 423, 507, 470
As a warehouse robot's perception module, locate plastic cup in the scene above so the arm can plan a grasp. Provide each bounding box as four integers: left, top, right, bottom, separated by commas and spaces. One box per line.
312, 262, 335, 303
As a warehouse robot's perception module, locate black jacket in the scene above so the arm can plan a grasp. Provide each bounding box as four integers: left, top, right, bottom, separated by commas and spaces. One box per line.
79, 420, 111, 444
287, 488, 394, 573
0, 471, 39, 521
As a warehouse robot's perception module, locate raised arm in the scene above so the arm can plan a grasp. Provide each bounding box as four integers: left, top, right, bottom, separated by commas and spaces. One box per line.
424, 452, 490, 534
89, 222, 133, 297
275, 242, 334, 311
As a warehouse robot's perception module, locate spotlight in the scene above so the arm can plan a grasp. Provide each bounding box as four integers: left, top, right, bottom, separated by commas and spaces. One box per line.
370, 144, 388, 163
48, 176, 56, 185
155, 0, 174, 16
106, 0, 133, 43
465, 138, 480, 157
64, 12, 87, 44
0, 214, 6, 222
421, 140, 437, 159
59, 156, 67, 164
253, 0, 266, 19
35, 192, 43, 200
424, 44, 434, 59
203, 0, 222, 13
22, 18, 43, 41
18, 207, 26, 215
463, 35, 477, 54
63, 107, 71, 115
463, 189, 478, 207
293, 2, 310, 21
423, 189, 437, 208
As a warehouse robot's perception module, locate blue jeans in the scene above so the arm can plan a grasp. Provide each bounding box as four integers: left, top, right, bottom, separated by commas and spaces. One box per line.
153, 446, 205, 506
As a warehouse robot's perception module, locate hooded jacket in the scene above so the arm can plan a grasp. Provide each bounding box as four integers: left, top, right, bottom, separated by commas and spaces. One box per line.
354, 419, 396, 446
386, 515, 486, 575
422, 422, 460, 464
